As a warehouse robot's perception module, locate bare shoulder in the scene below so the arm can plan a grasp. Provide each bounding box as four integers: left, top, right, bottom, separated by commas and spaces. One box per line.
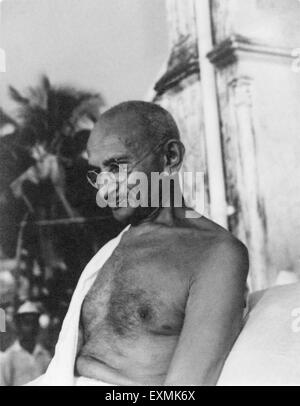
128, 214, 249, 282
211, 234, 249, 275
182, 215, 249, 281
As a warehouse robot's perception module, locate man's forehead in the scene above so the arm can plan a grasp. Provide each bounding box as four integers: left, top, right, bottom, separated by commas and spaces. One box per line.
87, 127, 129, 166
88, 125, 119, 148
87, 118, 148, 162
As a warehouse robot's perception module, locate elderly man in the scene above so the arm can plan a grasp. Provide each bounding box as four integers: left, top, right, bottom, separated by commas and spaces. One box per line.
71, 101, 249, 386
34, 101, 248, 386
0, 301, 51, 386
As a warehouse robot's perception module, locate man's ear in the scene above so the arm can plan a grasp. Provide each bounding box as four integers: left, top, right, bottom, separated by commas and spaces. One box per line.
163, 139, 185, 173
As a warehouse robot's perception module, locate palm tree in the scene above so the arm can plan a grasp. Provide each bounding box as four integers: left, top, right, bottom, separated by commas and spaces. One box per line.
0, 77, 121, 346
8, 75, 104, 215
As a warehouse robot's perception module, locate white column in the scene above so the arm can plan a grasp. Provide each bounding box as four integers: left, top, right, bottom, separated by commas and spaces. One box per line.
195, 0, 228, 228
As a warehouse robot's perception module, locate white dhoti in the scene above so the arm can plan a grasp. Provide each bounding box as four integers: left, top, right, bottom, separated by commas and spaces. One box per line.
30, 226, 130, 386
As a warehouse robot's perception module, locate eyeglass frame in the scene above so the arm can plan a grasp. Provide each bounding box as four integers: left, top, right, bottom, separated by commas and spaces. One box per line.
86, 138, 169, 190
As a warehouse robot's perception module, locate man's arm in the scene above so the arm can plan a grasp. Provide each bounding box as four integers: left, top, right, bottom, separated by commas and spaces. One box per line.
164, 238, 249, 386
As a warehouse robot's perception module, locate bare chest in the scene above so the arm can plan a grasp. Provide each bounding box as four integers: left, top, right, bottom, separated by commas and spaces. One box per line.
81, 241, 190, 341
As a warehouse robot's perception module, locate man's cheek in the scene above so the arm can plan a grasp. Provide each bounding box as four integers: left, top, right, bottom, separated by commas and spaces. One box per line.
96, 183, 117, 208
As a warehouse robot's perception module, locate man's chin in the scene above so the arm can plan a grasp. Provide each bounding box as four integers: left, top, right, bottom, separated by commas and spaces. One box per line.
111, 206, 136, 222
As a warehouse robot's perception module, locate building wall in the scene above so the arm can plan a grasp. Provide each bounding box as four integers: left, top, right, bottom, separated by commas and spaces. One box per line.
212, 0, 300, 48
211, 0, 300, 288
152, 0, 300, 290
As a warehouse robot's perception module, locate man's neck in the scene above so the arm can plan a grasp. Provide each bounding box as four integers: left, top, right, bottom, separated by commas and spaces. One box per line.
132, 200, 188, 228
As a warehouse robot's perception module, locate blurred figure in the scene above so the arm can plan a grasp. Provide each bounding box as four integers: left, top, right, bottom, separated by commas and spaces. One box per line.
0, 301, 51, 386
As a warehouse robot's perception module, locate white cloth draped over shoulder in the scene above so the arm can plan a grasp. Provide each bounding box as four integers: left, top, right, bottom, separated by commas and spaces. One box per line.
30, 225, 130, 386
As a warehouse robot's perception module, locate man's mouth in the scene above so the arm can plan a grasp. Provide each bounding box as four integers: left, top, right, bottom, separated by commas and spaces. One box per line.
112, 196, 128, 209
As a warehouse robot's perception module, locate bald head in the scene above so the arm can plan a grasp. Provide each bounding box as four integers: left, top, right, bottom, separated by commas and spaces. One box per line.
87, 101, 185, 222
92, 101, 180, 154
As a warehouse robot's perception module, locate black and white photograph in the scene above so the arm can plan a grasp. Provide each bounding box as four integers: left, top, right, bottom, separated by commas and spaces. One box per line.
0, 0, 300, 389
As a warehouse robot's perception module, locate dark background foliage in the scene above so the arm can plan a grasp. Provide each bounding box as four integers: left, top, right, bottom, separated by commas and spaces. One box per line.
0, 76, 122, 352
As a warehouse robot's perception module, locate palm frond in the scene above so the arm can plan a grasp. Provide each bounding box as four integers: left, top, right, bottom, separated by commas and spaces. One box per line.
8, 76, 104, 155
8, 86, 29, 105
0, 108, 18, 128
70, 95, 104, 127
41, 74, 51, 93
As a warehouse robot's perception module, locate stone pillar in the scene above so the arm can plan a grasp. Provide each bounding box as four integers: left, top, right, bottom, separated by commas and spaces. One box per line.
209, 0, 300, 290
229, 77, 270, 290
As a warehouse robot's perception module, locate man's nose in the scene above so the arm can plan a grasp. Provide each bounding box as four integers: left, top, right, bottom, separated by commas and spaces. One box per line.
96, 172, 119, 207
98, 173, 117, 197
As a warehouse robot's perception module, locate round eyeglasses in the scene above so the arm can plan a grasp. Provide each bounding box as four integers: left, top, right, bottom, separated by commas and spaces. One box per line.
86, 139, 167, 190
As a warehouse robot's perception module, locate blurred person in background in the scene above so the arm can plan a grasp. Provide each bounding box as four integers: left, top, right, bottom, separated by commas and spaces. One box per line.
0, 301, 51, 386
